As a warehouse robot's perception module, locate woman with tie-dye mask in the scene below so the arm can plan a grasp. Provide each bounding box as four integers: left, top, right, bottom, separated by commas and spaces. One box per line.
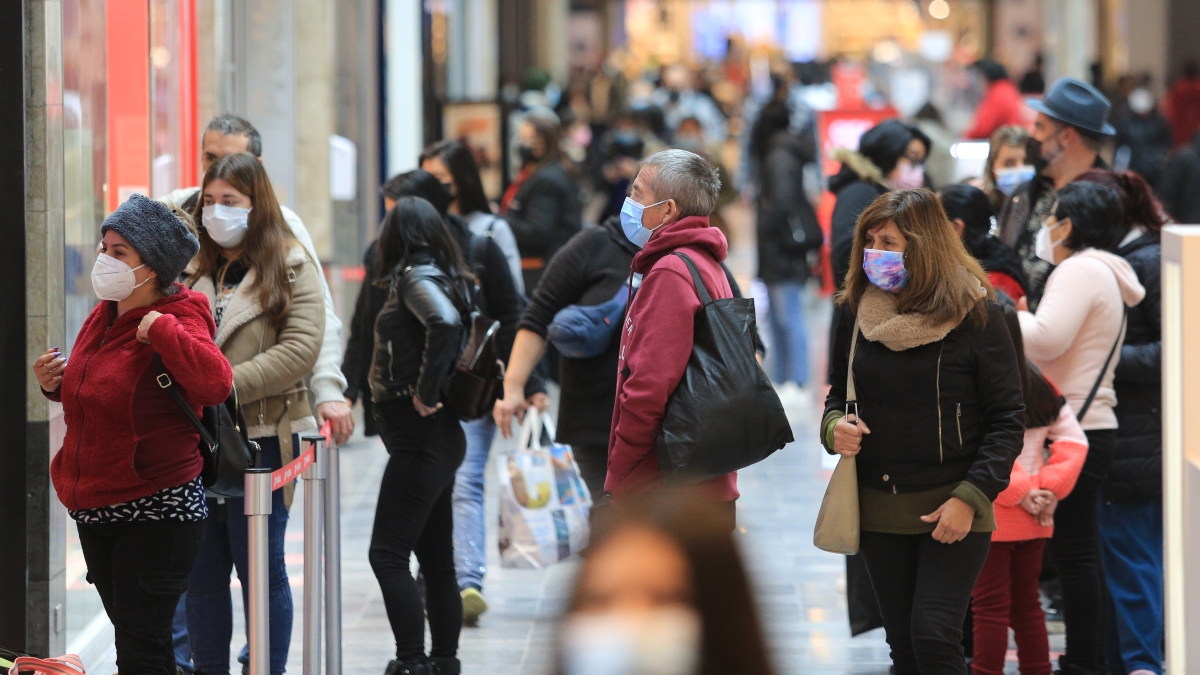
822, 188, 1026, 675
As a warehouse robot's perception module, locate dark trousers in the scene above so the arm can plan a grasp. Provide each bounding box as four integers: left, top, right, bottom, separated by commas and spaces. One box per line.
371, 400, 467, 661
572, 443, 610, 504
77, 518, 205, 675
859, 530, 991, 675
1050, 429, 1114, 671
971, 539, 1051, 675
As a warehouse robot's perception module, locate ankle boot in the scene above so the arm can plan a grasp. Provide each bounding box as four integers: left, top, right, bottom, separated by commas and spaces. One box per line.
428, 657, 461, 675
383, 658, 430, 675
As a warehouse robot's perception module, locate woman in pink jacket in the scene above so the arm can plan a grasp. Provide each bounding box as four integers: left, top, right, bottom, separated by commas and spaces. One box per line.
1017, 180, 1145, 675
972, 308, 1087, 675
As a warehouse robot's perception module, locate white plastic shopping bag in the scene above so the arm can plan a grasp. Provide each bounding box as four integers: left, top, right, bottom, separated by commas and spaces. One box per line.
497, 408, 592, 568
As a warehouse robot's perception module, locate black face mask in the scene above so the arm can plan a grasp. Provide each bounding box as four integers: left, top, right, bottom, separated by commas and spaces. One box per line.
1028, 138, 1047, 174
518, 143, 539, 164
441, 182, 456, 200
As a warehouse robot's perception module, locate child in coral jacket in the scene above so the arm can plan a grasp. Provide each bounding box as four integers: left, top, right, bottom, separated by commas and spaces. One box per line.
971, 310, 1088, 675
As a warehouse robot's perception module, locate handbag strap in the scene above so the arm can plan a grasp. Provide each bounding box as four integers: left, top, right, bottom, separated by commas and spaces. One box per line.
153, 355, 216, 449
846, 317, 861, 419
1075, 310, 1127, 422
670, 252, 714, 305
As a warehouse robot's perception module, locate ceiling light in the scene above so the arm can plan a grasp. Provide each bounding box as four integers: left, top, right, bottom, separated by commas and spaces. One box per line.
930, 0, 951, 20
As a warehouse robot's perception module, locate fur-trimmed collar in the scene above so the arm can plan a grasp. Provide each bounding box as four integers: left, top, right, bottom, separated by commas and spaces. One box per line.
184, 243, 309, 347
830, 148, 885, 185
857, 279, 984, 351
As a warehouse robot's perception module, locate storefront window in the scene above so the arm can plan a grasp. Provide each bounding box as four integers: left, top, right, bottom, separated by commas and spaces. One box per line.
62, 0, 109, 649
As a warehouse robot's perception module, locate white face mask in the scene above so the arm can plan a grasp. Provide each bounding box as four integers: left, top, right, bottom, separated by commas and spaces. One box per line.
202, 204, 251, 248
1035, 221, 1066, 264
561, 607, 701, 675
91, 252, 150, 301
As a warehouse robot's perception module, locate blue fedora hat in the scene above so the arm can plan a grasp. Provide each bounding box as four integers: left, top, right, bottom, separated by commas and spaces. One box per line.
1027, 77, 1116, 136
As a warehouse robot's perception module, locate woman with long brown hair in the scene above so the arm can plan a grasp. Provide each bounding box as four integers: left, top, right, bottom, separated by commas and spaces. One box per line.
182, 152, 325, 675
556, 492, 774, 675
822, 189, 1025, 674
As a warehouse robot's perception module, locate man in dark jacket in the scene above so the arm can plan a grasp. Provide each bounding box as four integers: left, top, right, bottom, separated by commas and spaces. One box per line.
997, 77, 1114, 306
1158, 130, 1200, 223
606, 149, 739, 529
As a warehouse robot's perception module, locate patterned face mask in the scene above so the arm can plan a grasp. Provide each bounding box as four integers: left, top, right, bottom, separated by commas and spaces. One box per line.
862, 249, 909, 292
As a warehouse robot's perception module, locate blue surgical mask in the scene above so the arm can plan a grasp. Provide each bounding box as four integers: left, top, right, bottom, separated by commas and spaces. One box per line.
620, 197, 668, 248
994, 165, 1035, 196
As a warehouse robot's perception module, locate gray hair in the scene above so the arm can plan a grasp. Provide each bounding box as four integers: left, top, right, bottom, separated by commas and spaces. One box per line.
640, 149, 722, 217
203, 113, 263, 157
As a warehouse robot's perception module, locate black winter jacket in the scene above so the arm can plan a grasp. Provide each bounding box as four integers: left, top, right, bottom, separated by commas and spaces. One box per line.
342, 241, 387, 435
368, 256, 470, 407
824, 301, 1025, 500
756, 131, 821, 284
1159, 132, 1200, 224
506, 163, 582, 289
520, 218, 638, 447
829, 166, 888, 290
1107, 231, 1162, 502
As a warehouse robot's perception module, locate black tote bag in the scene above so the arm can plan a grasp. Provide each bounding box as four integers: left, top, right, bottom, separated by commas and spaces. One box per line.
656, 253, 794, 482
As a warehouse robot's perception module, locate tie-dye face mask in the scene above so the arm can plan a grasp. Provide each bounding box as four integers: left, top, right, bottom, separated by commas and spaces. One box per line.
862, 249, 909, 293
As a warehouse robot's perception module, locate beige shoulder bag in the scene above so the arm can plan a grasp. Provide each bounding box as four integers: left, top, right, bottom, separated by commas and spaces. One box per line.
813, 319, 861, 555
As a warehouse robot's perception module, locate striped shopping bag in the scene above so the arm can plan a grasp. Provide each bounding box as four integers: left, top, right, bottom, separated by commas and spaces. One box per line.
4, 655, 85, 675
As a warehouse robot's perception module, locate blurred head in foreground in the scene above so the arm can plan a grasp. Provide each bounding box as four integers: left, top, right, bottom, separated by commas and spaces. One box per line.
557, 493, 774, 675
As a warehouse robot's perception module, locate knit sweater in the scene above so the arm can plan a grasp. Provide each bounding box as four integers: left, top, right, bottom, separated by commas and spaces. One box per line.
992, 404, 1088, 542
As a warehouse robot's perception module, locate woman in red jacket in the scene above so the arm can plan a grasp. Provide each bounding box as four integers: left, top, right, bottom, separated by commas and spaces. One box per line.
32, 195, 233, 675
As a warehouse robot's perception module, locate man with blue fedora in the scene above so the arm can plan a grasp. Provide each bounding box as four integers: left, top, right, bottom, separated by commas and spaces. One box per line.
997, 76, 1114, 305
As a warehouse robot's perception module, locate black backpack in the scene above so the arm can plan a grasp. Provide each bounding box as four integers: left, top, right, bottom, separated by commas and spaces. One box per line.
154, 356, 260, 498
656, 253, 793, 482
399, 255, 504, 421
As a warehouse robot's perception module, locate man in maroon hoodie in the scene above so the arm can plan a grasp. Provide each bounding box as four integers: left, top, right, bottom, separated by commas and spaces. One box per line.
607, 149, 740, 530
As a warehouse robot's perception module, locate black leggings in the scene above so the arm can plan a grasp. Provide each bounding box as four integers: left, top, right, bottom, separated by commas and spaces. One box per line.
859, 530, 991, 675
369, 400, 466, 661
571, 443, 610, 502
77, 519, 205, 675
1049, 429, 1114, 671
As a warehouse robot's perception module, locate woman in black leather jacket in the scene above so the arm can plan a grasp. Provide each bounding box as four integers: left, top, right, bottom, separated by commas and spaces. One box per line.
367, 196, 472, 675
822, 189, 1024, 675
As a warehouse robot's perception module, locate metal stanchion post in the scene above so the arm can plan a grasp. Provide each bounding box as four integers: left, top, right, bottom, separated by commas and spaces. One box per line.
301, 435, 326, 675
245, 468, 274, 675
323, 441, 343, 675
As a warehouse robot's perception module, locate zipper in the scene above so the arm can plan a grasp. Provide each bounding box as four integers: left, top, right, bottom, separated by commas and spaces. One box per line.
956, 403, 963, 448
936, 343, 945, 464
388, 340, 395, 380
71, 330, 108, 508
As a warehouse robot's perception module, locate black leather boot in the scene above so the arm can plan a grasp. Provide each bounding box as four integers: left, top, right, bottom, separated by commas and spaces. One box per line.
428, 657, 461, 675
383, 658, 430, 675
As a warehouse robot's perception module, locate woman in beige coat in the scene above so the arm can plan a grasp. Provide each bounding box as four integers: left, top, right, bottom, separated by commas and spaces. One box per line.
182, 152, 324, 675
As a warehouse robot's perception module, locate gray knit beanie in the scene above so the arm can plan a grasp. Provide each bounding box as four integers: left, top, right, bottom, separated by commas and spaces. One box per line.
101, 194, 200, 283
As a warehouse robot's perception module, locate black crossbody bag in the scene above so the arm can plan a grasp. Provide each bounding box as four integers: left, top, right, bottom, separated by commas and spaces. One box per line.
154, 355, 260, 498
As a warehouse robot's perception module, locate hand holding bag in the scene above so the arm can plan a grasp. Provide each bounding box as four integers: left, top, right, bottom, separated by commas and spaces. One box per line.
813, 318, 862, 555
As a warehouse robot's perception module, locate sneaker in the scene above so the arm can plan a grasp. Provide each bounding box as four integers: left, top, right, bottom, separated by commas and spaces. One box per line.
461, 587, 488, 625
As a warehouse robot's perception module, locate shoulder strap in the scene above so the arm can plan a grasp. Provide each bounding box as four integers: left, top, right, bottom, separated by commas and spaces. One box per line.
1076, 310, 1127, 422
469, 234, 489, 267
846, 317, 861, 415
670, 252, 714, 305
154, 355, 216, 448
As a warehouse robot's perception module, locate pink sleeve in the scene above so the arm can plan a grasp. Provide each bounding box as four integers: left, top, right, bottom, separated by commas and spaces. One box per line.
148, 313, 234, 407
607, 267, 700, 491
995, 457, 1034, 507
1036, 404, 1089, 499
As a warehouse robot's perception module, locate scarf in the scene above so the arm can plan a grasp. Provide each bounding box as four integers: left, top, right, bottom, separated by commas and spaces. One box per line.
857, 276, 986, 352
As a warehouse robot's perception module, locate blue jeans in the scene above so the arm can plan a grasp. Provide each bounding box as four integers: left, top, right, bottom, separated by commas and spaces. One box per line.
173, 593, 192, 673
766, 281, 810, 386
187, 436, 295, 675
452, 417, 495, 591
1099, 497, 1164, 675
